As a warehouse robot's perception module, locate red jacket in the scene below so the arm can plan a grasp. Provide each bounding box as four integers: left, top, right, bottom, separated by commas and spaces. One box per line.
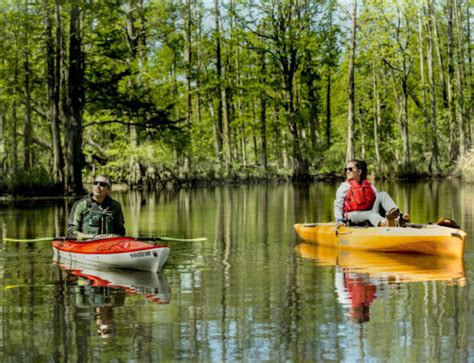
343, 179, 376, 214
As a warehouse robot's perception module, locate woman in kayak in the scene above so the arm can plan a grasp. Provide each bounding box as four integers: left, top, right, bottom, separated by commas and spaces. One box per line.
334, 160, 409, 228
67, 174, 126, 239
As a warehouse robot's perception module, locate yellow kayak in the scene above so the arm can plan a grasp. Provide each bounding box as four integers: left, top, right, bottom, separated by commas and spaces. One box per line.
294, 222, 467, 258
296, 243, 465, 285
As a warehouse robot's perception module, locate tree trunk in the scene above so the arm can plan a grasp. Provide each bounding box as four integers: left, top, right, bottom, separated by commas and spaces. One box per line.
0, 106, 4, 171
426, 0, 440, 174
453, 0, 467, 156
346, 0, 357, 162
12, 62, 19, 179
306, 63, 320, 159
184, 0, 192, 173
125, 0, 142, 186
430, 1, 448, 108
446, 0, 458, 163
64, 4, 84, 194
466, 0, 473, 146
400, 78, 411, 168
22, 17, 33, 172
358, 108, 365, 159
259, 38, 267, 173
215, 0, 231, 172
418, 9, 430, 145
372, 65, 381, 170
43, 0, 64, 185
195, 0, 203, 126
234, 45, 247, 167
213, 0, 223, 163
326, 70, 331, 147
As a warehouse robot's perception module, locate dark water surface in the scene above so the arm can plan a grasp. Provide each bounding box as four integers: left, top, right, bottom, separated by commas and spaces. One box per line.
0, 180, 473, 361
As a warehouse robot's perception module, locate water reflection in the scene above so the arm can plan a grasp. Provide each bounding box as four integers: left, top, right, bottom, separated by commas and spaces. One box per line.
0, 181, 472, 361
53, 263, 170, 341
297, 243, 466, 323
54, 262, 171, 304
336, 272, 376, 323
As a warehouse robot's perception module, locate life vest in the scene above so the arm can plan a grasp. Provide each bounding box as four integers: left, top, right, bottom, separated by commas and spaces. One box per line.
80, 197, 116, 235
343, 179, 376, 214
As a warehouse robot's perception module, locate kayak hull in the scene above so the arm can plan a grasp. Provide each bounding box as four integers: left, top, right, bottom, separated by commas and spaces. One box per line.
294, 223, 466, 258
52, 237, 170, 272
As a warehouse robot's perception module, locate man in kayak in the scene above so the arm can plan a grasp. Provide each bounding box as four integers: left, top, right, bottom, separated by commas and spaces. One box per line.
67, 174, 125, 239
334, 160, 409, 228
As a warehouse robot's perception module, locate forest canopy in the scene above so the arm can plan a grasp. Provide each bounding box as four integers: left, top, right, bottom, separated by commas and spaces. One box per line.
0, 0, 472, 194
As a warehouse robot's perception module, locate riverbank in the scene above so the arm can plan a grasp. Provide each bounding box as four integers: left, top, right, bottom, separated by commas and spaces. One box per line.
1, 159, 472, 198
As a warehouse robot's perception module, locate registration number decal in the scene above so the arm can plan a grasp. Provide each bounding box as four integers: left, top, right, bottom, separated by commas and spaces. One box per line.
130, 251, 151, 258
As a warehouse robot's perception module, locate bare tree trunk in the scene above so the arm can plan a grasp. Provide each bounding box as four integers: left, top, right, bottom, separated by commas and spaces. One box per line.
64, 4, 84, 194
43, 0, 64, 185
346, 0, 357, 162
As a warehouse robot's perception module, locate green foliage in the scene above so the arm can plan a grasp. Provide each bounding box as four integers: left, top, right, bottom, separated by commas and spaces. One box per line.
0, 0, 471, 193
0, 167, 57, 196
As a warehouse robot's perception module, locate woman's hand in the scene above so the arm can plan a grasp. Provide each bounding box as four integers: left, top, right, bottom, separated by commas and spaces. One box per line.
336, 219, 346, 229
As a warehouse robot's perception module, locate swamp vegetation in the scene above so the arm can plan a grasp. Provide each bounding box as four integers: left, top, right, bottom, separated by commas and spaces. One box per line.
0, 0, 472, 195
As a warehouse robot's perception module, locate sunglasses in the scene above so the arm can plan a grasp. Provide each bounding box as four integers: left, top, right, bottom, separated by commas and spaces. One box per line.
94, 181, 109, 187
344, 167, 355, 172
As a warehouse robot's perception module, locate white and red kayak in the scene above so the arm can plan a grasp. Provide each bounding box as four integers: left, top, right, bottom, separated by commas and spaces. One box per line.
52, 236, 170, 272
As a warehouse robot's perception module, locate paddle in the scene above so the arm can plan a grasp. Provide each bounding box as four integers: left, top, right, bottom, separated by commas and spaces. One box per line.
3, 237, 56, 243
137, 236, 207, 242
3, 235, 207, 243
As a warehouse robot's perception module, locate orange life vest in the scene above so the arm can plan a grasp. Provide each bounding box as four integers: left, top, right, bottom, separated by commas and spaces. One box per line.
343, 179, 376, 214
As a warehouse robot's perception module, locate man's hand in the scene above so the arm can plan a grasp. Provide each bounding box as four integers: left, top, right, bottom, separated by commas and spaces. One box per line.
94, 234, 120, 239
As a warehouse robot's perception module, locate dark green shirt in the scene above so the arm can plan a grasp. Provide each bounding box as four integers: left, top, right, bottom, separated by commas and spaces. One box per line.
67, 194, 125, 238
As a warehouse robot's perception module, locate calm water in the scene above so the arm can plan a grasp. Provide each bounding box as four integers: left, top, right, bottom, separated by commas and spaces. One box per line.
0, 180, 473, 361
